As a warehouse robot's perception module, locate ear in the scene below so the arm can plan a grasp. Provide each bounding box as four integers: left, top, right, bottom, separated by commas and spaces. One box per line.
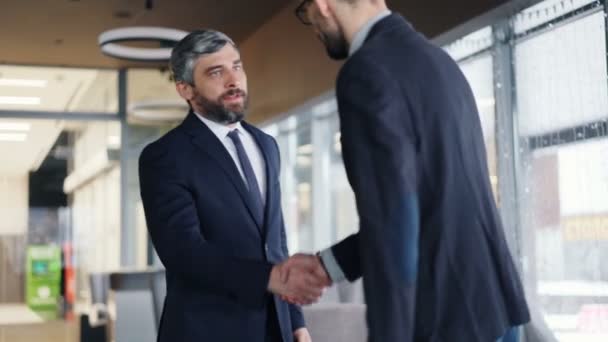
313, 0, 333, 18
175, 82, 194, 101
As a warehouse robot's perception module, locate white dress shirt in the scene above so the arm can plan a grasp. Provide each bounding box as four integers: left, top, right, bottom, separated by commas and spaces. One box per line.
194, 112, 267, 204
348, 9, 392, 57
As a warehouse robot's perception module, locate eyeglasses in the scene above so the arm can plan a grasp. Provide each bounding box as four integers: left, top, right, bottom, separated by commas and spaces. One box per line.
295, 0, 313, 26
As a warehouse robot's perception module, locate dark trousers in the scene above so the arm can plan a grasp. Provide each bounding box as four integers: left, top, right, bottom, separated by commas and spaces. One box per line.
266, 297, 282, 342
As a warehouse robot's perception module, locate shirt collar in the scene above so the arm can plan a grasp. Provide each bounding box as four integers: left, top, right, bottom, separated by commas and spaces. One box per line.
348, 9, 392, 57
194, 111, 243, 140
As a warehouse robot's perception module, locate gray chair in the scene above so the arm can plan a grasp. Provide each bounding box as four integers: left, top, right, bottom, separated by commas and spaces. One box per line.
337, 279, 364, 303
88, 272, 111, 327
108, 268, 368, 342
109, 268, 165, 342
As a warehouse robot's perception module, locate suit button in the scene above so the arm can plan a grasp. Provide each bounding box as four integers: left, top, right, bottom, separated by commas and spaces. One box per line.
264, 244, 269, 253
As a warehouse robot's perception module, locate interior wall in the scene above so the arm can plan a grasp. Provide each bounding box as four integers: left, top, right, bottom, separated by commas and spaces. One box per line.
0, 176, 28, 303
239, 3, 342, 123
0, 176, 28, 236
70, 122, 121, 276
241, 0, 506, 123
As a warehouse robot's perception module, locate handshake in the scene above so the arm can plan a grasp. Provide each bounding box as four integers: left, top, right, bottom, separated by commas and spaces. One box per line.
268, 253, 333, 305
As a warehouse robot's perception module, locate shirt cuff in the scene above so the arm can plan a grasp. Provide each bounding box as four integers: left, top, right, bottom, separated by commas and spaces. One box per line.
319, 248, 347, 283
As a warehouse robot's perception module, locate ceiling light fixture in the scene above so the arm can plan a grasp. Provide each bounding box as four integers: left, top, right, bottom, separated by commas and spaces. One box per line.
0, 96, 41, 105
98, 27, 189, 61
0, 78, 48, 88
0, 122, 31, 131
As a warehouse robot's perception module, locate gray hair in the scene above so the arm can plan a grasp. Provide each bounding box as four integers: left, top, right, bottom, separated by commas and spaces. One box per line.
170, 29, 236, 85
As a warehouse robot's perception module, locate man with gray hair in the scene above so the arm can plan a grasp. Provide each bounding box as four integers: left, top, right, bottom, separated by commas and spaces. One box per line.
139, 29, 324, 342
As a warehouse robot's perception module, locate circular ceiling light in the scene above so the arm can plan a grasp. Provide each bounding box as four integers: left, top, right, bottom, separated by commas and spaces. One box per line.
98, 27, 189, 61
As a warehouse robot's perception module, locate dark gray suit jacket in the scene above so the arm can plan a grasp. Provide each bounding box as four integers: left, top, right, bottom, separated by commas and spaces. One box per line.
329, 14, 530, 341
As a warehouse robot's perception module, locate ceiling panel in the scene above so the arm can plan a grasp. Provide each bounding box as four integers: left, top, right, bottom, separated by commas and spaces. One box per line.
0, 65, 105, 112
0, 0, 287, 68
0, 118, 63, 176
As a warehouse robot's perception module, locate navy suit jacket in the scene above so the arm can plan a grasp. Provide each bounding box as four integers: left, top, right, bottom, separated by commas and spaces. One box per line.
329, 14, 530, 341
139, 112, 304, 342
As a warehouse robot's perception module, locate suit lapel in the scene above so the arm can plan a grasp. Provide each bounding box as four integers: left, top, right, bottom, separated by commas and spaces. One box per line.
180, 112, 264, 235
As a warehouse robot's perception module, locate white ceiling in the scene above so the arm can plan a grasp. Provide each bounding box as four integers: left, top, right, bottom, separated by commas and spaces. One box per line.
0, 65, 108, 177
0, 118, 63, 176
0, 65, 102, 112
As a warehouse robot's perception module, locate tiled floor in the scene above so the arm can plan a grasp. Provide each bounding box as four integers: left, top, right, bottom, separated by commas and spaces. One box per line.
0, 320, 78, 342
0, 304, 44, 325
0, 305, 78, 342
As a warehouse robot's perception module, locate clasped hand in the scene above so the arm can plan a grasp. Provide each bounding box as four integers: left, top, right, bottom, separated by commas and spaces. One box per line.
268, 253, 332, 305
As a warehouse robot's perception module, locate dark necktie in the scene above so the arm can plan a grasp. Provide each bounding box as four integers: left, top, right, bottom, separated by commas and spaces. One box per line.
227, 129, 265, 224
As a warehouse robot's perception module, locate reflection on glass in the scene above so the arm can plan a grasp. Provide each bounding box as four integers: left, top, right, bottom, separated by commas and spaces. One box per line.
127, 69, 187, 125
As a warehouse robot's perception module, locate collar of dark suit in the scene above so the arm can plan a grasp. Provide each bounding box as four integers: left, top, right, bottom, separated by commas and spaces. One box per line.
363, 13, 416, 45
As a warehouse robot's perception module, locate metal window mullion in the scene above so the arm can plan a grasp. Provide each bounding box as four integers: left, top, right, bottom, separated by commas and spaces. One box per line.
118, 68, 135, 268
493, 20, 525, 274
0, 110, 120, 121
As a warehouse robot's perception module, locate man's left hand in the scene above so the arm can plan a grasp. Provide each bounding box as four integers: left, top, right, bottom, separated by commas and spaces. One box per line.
293, 327, 312, 342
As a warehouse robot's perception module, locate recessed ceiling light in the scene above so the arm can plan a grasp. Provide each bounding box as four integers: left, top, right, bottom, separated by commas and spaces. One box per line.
0, 79, 47, 87
0, 96, 41, 105
0, 133, 27, 142
0, 122, 31, 131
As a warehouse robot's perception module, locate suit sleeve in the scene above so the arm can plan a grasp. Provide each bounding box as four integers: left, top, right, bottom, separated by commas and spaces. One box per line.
333, 58, 420, 341
139, 143, 273, 309
272, 138, 306, 331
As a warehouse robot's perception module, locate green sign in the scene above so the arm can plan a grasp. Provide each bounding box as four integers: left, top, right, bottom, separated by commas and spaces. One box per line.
26, 245, 62, 319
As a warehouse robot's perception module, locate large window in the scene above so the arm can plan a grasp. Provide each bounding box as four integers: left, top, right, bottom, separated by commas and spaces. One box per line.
267, 97, 359, 254
444, 27, 498, 202
263, 0, 608, 339
515, 4, 608, 341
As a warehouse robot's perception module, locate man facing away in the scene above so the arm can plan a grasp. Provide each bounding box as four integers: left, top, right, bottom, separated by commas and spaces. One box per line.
283, 0, 531, 341
139, 29, 328, 342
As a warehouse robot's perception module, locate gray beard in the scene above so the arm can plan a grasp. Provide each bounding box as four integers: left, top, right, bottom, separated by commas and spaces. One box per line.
194, 94, 247, 124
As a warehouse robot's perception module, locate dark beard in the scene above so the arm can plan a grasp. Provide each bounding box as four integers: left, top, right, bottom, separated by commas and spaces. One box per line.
320, 29, 349, 60
193, 89, 248, 124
